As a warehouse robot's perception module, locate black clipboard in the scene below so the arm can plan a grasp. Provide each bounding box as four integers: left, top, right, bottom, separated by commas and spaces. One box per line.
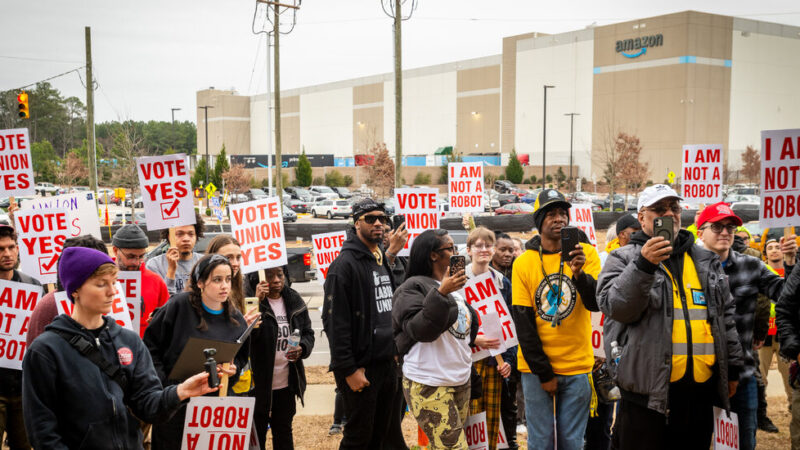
166, 320, 256, 382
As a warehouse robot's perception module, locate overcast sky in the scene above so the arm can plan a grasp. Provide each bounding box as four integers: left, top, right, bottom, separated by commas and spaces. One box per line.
2, 1, 798, 123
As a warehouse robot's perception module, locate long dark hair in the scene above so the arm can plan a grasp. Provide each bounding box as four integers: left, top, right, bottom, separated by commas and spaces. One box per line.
206, 234, 245, 314
405, 229, 449, 279
188, 254, 239, 331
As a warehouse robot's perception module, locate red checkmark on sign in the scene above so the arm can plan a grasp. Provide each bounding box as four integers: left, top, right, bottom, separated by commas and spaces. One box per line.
160, 199, 180, 220
39, 254, 59, 275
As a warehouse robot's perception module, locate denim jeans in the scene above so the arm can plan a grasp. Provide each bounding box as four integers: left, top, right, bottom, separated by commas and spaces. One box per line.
730, 376, 757, 450
520, 372, 591, 450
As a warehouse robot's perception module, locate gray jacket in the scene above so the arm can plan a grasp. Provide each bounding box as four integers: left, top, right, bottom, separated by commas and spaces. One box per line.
597, 231, 744, 414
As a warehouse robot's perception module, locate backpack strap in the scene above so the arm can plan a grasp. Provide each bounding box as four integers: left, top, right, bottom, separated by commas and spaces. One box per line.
51, 329, 129, 394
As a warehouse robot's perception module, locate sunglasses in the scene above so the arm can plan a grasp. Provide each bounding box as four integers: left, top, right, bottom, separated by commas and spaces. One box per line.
647, 204, 682, 215
702, 223, 738, 234
361, 215, 390, 225
435, 246, 454, 253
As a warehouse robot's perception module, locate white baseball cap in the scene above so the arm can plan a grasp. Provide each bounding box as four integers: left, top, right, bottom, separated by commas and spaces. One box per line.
637, 184, 683, 211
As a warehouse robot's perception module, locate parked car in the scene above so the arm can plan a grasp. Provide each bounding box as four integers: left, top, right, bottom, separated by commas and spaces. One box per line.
495, 203, 534, 215
723, 194, 759, 204
730, 202, 760, 223
0, 197, 33, 209
309, 185, 339, 200
332, 187, 353, 199
286, 199, 310, 214
69, 186, 90, 194
124, 196, 144, 208
593, 194, 636, 211
310, 199, 353, 219
285, 187, 315, 203
97, 188, 121, 205
383, 198, 395, 215
35, 182, 60, 196
246, 188, 268, 201
484, 195, 500, 212
496, 193, 519, 207
283, 205, 297, 223
111, 212, 147, 226
493, 180, 517, 194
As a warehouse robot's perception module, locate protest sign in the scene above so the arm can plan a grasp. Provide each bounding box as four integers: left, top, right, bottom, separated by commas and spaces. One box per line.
497, 419, 509, 449
464, 411, 489, 450
25, 192, 101, 239
394, 188, 438, 257
0, 280, 42, 370
14, 208, 69, 284
0, 128, 35, 197
210, 196, 224, 222
312, 230, 347, 284
117, 271, 142, 336
681, 145, 723, 203
55, 282, 133, 332
230, 197, 287, 274
591, 312, 605, 358
713, 407, 739, 450
182, 396, 256, 450
448, 162, 484, 213
137, 153, 194, 230
569, 203, 597, 246
760, 129, 800, 228
462, 272, 518, 362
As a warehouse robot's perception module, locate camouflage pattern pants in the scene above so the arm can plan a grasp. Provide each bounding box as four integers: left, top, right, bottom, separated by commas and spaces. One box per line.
403, 377, 470, 450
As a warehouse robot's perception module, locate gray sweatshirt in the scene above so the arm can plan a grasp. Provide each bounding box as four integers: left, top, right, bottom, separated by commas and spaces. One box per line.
145, 252, 202, 296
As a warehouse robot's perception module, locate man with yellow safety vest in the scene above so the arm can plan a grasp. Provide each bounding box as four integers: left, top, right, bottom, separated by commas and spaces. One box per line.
696, 202, 796, 450
597, 185, 744, 450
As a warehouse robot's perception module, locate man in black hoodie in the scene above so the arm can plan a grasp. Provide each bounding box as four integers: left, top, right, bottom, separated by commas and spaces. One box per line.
322, 198, 407, 449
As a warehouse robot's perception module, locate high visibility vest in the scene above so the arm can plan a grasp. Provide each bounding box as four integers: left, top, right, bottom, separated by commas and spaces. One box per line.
665, 255, 715, 383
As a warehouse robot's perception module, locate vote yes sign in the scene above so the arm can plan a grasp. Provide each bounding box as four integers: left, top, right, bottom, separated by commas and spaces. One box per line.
713, 407, 739, 450
461, 272, 518, 362
760, 129, 800, 228
591, 312, 605, 357
448, 162, 484, 213
312, 230, 346, 284
14, 208, 70, 284
0, 280, 42, 370
137, 153, 194, 230
395, 188, 438, 257
182, 396, 256, 450
25, 192, 101, 239
0, 128, 35, 196
55, 282, 134, 331
569, 203, 597, 246
230, 197, 287, 274
117, 271, 142, 336
682, 145, 723, 203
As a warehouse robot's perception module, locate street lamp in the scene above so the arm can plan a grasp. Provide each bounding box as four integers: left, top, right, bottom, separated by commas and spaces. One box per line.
171, 107, 181, 151
198, 105, 214, 209
564, 112, 579, 192
542, 85, 555, 189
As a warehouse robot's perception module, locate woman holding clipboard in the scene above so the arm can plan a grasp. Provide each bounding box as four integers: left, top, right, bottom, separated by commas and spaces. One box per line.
144, 253, 260, 450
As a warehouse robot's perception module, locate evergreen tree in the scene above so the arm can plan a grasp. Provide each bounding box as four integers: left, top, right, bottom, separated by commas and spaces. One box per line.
295, 149, 312, 187
212, 146, 229, 190
192, 156, 208, 190
505, 149, 524, 184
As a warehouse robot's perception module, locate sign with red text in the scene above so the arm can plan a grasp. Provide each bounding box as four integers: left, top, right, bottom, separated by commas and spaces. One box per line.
117, 271, 142, 336
0, 280, 42, 370
591, 312, 605, 358
497, 419, 509, 449
312, 230, 346, 284
55, 282, 134, 332
181, 396, 256, 450
25, 192, 101, 239
14, 208, 70, 284
682, 145, 723, 203
713, 407, 739, 450
761, 129, 800, 228
136, 153, 194, 230
464, 411, 489, 450
230, 197, 287, 274
394, 188, 438, 257
448, 162, 484, 213
0, 128, 35, 197
568, 203, 597, 246
461, 272, 518, 362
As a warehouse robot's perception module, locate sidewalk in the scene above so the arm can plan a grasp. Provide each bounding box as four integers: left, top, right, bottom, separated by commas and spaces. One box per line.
297, 384, 337, 416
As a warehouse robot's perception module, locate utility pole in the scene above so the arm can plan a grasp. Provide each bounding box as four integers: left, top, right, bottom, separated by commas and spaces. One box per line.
85, 27, 98, 193
171, 107, 181, 151
564, 112, 579, 192
382, 0, 417, 188
265, 33, 273, 191
542, 85, 555, 189
199, 105, 213, 209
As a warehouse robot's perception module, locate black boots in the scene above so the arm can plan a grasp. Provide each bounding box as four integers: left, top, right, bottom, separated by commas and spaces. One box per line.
757, 382, 780, 433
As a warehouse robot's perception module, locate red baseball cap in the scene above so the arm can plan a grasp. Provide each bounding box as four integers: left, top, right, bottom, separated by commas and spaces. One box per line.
696, 202, 743, 229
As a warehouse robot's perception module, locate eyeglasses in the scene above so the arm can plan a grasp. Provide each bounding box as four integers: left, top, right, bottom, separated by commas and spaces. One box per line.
119, 251, 147, 262
469, 243, 492, 250
361, 215, 390, 225
703, 223, 738, 234
435, 246, 454, 253
647, 204, 682, 215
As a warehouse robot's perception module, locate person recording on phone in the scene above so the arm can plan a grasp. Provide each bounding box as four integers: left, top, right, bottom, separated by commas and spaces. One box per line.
597, 185, 744, 450
511, 189, 601, 450
250, 265, 314, 450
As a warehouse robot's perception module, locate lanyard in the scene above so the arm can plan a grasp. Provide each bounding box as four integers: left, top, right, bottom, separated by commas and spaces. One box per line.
538, 249, 565, 327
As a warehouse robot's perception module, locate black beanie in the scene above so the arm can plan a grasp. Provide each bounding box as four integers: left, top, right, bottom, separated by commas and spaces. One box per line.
112, 224, 149, 249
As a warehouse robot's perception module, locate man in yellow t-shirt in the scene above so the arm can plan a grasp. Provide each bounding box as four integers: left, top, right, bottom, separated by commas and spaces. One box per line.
512, 189, 601, 450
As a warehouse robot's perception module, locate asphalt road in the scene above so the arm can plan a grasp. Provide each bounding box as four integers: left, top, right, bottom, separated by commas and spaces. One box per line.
291, 280, 329, 367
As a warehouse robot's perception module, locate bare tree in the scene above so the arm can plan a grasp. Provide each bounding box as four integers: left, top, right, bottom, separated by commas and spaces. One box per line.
223, 163, 252, 196
60, 152, 88, 189
616, 132, 650, 210
741, 145, 760, 184
366, 142, 395, 198
592, 121, 622, 210
110, 121, 149, 216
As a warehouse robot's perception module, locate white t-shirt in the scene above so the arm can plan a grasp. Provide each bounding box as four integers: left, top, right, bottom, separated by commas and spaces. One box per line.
402, 287, 473, 387
269, 297, 290, 390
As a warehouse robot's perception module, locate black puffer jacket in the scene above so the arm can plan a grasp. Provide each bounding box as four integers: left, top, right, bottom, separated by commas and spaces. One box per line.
776, 260, 800, 360
250, 285, 315, 412
23, 315, 182, 450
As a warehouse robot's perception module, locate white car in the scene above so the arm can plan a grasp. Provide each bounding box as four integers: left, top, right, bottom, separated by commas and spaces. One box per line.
35, 182, 60, 196
309, 185, 339, 200
310, 199, 352, 219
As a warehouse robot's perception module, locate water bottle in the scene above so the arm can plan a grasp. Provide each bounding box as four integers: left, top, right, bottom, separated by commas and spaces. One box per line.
610, 340, 622, 366
287, 329, 301, 354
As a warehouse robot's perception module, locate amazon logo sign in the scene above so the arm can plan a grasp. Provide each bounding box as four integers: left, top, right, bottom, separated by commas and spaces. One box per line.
615, 34, 663, 58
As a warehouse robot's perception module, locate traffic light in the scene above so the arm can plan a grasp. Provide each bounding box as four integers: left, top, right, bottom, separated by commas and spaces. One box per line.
17, 92, 29, 119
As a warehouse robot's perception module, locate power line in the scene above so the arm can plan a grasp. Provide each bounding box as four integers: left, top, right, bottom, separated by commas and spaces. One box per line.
0, 55, 83, 64
5, 67, 86, 92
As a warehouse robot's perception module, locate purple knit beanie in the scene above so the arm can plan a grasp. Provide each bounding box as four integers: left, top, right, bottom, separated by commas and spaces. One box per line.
58, 247, 116, 301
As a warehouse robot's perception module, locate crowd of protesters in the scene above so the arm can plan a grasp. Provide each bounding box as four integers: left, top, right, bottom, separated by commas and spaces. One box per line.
0, 181, 799, 450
